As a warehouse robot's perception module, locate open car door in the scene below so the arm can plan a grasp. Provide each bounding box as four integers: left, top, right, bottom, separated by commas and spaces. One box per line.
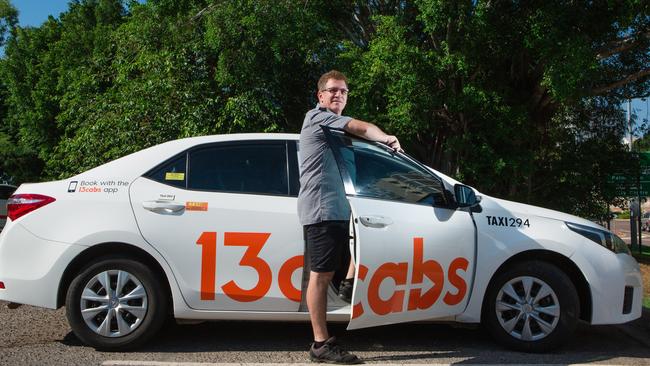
323, 127, 476, 329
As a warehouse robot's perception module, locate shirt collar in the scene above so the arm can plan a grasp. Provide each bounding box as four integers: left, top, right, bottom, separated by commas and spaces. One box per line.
316, 103, 336, 114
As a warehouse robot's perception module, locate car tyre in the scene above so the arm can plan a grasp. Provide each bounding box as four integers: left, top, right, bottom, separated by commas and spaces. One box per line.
482, 261, 579, 352
65, 257, 168, 350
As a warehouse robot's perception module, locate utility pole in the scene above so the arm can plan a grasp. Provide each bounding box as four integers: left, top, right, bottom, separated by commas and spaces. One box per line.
629, 99, 639, 248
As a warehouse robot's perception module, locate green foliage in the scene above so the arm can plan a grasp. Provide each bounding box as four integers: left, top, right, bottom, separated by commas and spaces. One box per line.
48, 2, 218, 177
202, 1, 339, 133
0, 0, 17, 47
0, 0, 648, 220
337, 0, 646, 218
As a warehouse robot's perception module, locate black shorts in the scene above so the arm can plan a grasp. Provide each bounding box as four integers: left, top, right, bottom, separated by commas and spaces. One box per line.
304, 220, 350, 273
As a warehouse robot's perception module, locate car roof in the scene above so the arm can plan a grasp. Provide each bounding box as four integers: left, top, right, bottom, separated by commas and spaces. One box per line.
72, 133, 300, 181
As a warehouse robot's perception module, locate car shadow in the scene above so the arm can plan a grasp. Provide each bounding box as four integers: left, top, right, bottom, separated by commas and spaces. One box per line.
60, 320, 650, 364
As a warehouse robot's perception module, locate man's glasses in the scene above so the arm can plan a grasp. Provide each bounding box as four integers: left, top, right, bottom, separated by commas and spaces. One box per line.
321, 87, 349, 95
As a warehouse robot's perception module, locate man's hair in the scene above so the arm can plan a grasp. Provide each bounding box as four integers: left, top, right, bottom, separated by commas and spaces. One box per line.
318, 70, 348, 91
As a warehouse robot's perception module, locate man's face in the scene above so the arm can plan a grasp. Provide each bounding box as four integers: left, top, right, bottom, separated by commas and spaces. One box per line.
317, 78, 348, 115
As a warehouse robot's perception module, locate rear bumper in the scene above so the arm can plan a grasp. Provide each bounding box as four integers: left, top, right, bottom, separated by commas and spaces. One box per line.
0, 223, 85, 309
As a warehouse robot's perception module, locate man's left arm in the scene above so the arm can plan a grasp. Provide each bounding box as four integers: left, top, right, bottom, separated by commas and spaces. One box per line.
345, 119, 402, 152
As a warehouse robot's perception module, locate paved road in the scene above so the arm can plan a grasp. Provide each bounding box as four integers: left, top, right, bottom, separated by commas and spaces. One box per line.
610, 219, 650, 246
1, 301, 649, 365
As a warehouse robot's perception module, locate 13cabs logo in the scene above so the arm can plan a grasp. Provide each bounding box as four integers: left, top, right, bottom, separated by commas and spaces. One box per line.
196, 232, 469, 318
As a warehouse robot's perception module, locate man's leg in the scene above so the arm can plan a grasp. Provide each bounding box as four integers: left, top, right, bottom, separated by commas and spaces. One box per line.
305, 221, 362, 364
307, 270, 335, 341
346, 257, 355, 278
338, 257, 355, 303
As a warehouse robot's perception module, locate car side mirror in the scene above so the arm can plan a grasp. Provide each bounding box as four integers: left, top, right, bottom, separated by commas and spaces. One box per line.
454, 184, 480, 208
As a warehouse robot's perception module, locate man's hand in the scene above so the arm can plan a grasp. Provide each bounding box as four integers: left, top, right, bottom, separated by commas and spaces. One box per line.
346, 119, 404, 152
385, 135, 403, 152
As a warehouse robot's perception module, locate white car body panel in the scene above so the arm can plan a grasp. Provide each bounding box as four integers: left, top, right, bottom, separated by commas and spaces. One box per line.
130, 176, 304, 312
0, 222, 85, 308
0, 132, 642, 339
347, 196, 475, 329
453, 194, 642, 323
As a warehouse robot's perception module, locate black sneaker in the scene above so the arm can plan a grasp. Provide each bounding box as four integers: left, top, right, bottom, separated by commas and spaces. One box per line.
309, 337, 363, 364
338, 279, 353, 303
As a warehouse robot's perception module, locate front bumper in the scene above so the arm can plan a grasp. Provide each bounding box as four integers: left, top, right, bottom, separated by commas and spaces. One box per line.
572, 248, 643, 324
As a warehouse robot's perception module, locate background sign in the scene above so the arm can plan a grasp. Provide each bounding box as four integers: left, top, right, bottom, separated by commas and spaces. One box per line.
607, 152, 650, 197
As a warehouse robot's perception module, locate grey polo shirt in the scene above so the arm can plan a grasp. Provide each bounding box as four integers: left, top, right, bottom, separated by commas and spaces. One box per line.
297, 104, 352, 226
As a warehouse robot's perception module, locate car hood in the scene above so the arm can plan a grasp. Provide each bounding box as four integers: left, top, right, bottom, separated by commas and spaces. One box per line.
428, 167, 604, 231
481, 195, 606, 231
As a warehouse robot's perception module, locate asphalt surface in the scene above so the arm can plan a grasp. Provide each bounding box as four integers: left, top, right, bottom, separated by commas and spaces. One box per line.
1, 301, 649, 365
610, 219, 650, 245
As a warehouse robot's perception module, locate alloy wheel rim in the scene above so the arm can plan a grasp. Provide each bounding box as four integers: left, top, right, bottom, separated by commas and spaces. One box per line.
80, 270, 148, 338
495, 275, 560, 341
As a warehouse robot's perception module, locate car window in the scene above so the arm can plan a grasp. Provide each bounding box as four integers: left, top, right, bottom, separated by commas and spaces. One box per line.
145, 154, 187, 189
332, 134, 446, 206
0, 185, 16, 199
188, 142, 289, 196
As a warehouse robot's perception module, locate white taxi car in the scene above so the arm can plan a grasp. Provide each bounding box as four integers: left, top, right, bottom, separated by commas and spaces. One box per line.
0, 128, 642, 352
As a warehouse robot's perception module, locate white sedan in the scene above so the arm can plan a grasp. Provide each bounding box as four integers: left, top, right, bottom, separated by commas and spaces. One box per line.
0, 128, 642, 352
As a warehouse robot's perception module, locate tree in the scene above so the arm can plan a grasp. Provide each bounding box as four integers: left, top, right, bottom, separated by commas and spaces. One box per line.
200, 0, 341, 133
0, 0, 648, 220
334, 1, 648, 216
0, 0, 17, 47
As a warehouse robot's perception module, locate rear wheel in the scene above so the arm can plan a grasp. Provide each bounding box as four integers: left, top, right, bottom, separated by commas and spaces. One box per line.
482, 261, 579, 352
65, 257, 168, 350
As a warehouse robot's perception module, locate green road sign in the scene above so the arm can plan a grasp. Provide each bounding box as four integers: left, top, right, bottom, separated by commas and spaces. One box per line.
607, 152, 650, 197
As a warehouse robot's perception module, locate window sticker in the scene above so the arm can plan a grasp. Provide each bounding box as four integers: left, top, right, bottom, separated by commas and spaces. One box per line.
186, 201, 208, 211
165, 172, 185, 181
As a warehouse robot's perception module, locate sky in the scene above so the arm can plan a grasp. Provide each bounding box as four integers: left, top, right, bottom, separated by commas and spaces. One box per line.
13, 0, 69, 27
4, 0, 649, 133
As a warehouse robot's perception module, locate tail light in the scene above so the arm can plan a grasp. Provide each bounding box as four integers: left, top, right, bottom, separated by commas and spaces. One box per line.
7, 194, 56, 221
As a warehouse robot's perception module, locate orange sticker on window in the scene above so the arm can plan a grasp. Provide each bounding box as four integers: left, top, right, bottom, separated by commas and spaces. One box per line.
186, 201, 208, 211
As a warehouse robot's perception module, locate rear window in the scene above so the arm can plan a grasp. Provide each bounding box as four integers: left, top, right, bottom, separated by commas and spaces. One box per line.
188, 142, 289, 195
144, 141, 293, 196
0, 185, 16, 199
145, 154, 187, 189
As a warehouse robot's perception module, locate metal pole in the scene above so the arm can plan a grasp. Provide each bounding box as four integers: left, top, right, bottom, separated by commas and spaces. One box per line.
638, 170, 642, 248
628, 99, 638, 249
629, 99, 632, 152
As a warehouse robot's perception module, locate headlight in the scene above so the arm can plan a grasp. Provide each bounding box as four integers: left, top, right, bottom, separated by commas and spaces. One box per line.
565, 222, 630, 255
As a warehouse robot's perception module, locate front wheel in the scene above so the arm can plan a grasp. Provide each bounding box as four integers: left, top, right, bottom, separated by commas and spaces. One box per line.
482, 261, 579, 352
65, 257, 168, 350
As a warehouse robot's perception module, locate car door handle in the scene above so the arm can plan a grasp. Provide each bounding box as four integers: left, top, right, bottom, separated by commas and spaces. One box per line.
142, 201, 185, 214
359, 215, 393, 228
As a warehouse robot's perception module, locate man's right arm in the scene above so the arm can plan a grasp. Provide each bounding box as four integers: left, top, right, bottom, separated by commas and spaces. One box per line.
344, 119, 402, 152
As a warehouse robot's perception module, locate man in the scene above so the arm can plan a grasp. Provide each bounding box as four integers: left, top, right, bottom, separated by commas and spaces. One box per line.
297, 70, 401, 364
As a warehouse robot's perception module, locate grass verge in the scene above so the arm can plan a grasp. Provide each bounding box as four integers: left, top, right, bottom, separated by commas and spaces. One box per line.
630, 246, 650, 257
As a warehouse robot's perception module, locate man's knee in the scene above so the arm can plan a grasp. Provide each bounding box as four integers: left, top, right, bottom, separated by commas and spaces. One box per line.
310, 271, 335, 286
